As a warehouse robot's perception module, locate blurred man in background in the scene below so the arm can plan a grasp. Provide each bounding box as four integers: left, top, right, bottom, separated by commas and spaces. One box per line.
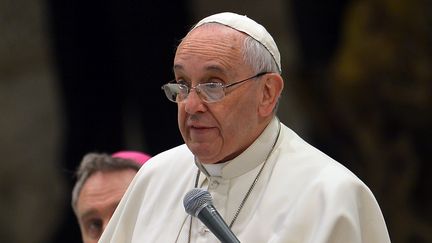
72, 151, 150, 243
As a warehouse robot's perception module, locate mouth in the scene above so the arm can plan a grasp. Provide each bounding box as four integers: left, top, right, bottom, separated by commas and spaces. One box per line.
188, 124, 216, 137
186, 118, 217, 136
187, 121, 212, 129
190, 125, 214, 132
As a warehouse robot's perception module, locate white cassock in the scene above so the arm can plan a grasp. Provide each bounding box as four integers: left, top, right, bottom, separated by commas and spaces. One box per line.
99, 117, 391, 243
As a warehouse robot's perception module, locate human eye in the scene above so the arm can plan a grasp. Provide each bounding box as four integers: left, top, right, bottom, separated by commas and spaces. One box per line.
201, 76, 224, 92
206, 76, 224, 85
176, 83, 189, 93
202, 82, 222, 90
173, 75, 190, 86
85, 218, 103, 239
176, 79, 188, 86
170, 78, 188, 91
199, 82, 224, 102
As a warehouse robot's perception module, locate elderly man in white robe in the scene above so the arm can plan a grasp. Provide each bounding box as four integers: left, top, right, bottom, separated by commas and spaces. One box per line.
99, 12, 391, 243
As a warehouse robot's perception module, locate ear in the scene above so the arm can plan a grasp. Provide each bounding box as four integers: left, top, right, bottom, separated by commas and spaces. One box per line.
258, 73, 284, 117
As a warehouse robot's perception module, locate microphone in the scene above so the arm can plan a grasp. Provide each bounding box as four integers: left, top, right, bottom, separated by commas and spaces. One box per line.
183, 188, 240, 243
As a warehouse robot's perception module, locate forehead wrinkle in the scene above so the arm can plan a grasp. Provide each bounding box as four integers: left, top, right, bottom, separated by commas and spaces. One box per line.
177, 42, 239, 70
176, 29, 244, 73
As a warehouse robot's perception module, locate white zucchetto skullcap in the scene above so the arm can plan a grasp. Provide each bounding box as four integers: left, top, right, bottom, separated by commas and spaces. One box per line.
193, 12, 282, 73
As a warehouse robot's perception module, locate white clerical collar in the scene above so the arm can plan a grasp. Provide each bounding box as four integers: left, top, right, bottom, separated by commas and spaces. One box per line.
196, 117, 280, 179
202, 162, 228, 177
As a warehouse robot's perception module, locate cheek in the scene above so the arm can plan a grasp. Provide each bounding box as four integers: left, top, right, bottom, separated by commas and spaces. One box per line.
220, 97, 259, 135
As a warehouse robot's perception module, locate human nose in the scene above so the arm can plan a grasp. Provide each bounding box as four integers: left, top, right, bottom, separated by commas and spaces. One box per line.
184, 88, 206, 114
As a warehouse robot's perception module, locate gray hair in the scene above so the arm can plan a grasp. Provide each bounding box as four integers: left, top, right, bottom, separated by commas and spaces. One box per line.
242, 35, 283, 113
71, 153, 141, 214
242, 35, 281, 75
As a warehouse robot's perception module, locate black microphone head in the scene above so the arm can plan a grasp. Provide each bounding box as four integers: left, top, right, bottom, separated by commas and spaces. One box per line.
183, 188, 213, 217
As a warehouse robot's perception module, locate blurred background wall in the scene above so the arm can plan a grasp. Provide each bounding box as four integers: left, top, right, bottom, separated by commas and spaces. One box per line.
0, 0, 430, 242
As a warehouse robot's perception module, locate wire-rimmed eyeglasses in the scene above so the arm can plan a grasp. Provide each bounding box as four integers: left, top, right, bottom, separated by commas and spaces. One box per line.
161, 72, 269, 103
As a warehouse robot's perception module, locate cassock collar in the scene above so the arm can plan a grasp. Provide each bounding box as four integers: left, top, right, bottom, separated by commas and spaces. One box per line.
195, 117, 280, 179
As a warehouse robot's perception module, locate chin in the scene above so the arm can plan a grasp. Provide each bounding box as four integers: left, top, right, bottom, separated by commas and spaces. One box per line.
187, 139, 225, 162
188, 147, 216, 164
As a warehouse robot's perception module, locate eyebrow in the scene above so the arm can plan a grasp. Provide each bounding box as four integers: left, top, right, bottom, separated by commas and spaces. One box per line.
173, 64, 183, 72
